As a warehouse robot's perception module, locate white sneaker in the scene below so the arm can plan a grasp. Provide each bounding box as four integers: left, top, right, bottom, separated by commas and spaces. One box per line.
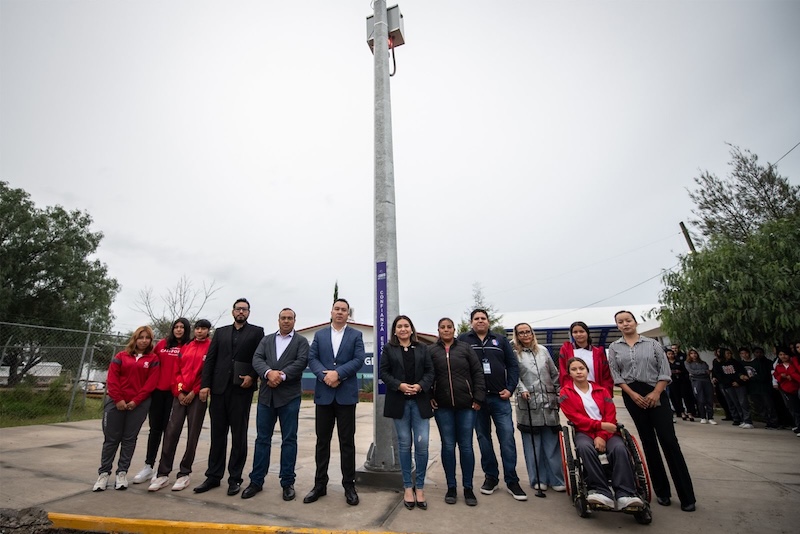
132, 464, 154, 484
148, 476, 170, 492
586, 492, 615, 508
709, 419, 718, 425
171, 475, 191, 491
551, 485, 567, 492
617, 496, 644, 510
700, 418, 708, 424
533, 483, 548, 491
93, 473, 110, 492
115, 472, 128, 490
741, 423, 754, 429
739, 423, 746, 428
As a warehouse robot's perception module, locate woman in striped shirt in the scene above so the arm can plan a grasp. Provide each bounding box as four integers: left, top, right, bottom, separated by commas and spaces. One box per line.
607, 310, 696, 512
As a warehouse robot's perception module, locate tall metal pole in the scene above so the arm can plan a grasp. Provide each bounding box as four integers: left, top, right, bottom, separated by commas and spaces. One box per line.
365, 0, 401, 475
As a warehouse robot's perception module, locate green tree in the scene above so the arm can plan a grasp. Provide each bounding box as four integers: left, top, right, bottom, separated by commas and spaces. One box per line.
661, 212, 800, 349
688, 144, 800, 244
0, 181, 119, 385
458, 282, 506, 335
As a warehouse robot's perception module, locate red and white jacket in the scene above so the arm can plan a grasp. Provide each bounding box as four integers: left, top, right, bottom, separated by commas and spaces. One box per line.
106, 350, 160, 405
172, 337, 210, 397
153, 338, 184, 391
559, 380, 617, 442
773, 360, 800, 395
559, 342, 615, 395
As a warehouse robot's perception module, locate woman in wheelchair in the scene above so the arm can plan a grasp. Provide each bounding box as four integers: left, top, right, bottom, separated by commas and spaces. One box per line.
560, 357, 644, 511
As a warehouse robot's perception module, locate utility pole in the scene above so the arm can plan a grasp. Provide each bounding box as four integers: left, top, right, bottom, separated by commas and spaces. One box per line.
363, 1, 404, 481
679, 221, 697, 253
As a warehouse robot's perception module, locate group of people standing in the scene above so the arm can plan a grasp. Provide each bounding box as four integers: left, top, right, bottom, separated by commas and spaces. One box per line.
661, 341, 800, 437
92, 302, 702, 515
93, 297, 366, 506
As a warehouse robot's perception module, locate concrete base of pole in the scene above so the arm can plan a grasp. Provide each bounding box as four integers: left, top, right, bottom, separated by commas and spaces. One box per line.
355, 466, 405, 488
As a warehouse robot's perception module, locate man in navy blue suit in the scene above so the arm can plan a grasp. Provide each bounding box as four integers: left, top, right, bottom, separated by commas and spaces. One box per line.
303, 299, 366, 506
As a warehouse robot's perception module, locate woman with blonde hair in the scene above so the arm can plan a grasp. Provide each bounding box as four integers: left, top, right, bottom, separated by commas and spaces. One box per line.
513, 323, 564, 492
93, 326, 161, 492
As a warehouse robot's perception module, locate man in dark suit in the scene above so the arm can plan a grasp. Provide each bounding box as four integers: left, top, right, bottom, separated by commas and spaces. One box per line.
242, 308, 309, 501
195, 298, 264, 496
303, 298, 366, 506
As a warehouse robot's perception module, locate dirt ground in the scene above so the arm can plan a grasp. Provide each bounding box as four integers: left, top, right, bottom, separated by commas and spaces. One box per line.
0, 508, 97, 534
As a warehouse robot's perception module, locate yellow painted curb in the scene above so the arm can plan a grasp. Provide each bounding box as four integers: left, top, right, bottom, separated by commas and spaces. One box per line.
48, 513, 394, 534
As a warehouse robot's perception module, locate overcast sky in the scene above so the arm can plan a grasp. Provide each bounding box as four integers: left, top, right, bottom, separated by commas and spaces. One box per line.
2, 0, 799, 336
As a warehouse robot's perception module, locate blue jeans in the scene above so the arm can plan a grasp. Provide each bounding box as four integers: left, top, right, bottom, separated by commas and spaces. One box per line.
520, 427, 564, 488
393, 401, 430, 489
248, 396, 300, 488
474, 394, 519, 484
434, 406, 476, 489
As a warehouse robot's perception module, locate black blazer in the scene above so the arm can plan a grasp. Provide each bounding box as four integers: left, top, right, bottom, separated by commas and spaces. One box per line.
252, 331, 309, 408
201, 322, 265, 394
379, 342, 434, 419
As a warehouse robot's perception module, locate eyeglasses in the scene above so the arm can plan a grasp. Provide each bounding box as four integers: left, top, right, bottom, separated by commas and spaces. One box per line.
516, 330, 533, 336
233, 307, 250, 312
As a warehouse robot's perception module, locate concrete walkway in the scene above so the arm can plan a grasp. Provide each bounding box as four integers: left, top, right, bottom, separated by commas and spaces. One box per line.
1, 398, 798, 534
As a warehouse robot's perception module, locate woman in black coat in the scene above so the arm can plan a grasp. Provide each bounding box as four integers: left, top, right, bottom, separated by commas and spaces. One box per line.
379, 315, 434, 509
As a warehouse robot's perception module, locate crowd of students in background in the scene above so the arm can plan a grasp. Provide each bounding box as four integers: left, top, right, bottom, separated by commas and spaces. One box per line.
665, 342, 800, 436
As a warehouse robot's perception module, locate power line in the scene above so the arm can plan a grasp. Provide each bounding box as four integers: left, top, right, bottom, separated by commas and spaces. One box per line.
773, 140, 800, 166
527, 264, 680, 325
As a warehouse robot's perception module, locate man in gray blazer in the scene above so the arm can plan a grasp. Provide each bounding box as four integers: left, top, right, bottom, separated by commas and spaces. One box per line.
303, 298, 366, 506
242, 308, 309, 502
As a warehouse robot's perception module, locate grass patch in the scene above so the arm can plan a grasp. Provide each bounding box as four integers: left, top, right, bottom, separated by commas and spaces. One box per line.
0, 380, 104, 428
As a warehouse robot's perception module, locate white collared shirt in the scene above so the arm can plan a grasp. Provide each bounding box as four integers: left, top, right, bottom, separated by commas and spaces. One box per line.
331, 324, 346, 359
575, 383, 602, 421
275, 330, 294, 361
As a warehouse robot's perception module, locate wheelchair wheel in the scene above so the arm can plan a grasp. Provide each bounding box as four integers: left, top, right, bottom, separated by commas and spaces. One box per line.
576, 495, 590, 518
634, 504, 653, 524
560, 425, 577, 498
621, 428, 652, 503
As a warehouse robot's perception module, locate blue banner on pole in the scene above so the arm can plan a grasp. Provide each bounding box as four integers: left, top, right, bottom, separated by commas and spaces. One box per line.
376, 261, 387, 394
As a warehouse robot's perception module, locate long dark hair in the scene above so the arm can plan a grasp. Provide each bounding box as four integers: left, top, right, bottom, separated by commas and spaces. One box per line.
569, 321, 593, 347
389, 315, 418, 346
167, 318, 191, 348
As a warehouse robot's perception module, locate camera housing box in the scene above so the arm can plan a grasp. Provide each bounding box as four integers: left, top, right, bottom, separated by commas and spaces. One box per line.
366, 4, 405, 52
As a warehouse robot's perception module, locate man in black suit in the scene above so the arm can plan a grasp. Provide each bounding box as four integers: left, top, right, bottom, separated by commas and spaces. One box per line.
195, 298, 265, 496
242, 308, 309, 501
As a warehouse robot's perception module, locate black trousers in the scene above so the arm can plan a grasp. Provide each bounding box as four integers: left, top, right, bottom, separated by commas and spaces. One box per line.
622, 382, 695, 506
314, 402, 357, 487
205, 386, 254, 485
144, 388, 173, 466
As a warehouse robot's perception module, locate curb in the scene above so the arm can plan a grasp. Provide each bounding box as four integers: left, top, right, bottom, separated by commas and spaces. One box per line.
48, 513, 395, 534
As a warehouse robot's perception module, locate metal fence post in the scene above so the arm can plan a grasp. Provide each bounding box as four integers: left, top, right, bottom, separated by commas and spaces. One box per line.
66, 321, 93, 421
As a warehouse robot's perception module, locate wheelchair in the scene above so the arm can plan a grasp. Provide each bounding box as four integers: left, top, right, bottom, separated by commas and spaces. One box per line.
559, 423, 653, 524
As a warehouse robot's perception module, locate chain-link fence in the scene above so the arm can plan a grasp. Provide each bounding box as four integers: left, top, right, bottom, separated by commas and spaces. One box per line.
0, 321, 128, 427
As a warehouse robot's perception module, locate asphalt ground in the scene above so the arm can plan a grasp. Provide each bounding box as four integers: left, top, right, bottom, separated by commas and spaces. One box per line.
1, 397, 798, 534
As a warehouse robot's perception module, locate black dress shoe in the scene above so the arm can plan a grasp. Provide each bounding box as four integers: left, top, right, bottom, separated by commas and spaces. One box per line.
416, 500, 427, 510
344, 485, 359, 506
241, 484, 262, 499
303, 485, 327, 503
282, 485, 296, 501
227, 482, 242, 496
657, 496, 671, 506
193, 479, 220, 493
403, 499, 415, 510
681, 503, 696, 512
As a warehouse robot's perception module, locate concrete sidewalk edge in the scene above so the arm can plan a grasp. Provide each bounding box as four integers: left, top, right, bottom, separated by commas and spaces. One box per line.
48, 512, 399, 534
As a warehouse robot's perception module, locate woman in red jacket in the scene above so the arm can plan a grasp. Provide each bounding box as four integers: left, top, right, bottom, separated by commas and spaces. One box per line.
93, 326, 161, 492
559, 356, 642, 511
559, 321, 614, 395
773, 347, 800, 435
132, 317, 191, 484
